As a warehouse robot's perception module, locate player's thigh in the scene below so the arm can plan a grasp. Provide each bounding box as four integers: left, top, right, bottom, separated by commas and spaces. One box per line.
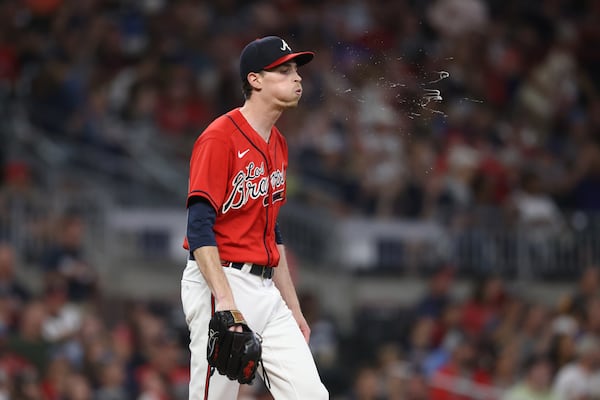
181, 278, 212, 337
181, 268, 242, 400
260, 301, 329, 400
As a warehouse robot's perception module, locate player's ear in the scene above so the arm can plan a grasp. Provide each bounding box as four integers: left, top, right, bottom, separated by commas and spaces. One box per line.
247, 72, 262, 91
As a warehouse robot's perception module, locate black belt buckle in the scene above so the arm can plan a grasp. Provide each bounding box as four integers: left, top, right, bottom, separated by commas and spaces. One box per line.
251, 264, 272, 279
259, 265, 273, 279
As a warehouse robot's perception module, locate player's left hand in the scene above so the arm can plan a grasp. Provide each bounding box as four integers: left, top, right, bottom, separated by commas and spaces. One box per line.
294, 313, 311, 343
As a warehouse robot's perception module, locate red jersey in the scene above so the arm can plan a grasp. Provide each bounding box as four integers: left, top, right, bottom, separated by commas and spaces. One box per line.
183, 108, 288, 267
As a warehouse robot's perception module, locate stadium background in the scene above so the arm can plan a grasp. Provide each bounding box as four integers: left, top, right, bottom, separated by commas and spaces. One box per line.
1, 0, 600, 399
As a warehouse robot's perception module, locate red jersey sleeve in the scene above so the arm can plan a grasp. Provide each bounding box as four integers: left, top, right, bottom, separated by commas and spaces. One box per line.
187, 136, 231, 211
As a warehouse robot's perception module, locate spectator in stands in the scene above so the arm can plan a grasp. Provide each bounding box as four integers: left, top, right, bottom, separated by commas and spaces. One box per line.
568, 265, 600, 325
7, 300, 50, 376
406, 316, 436, 373
422, 301, 466, 378
510, 170, 565, 234
461, 275, 507, 339
547, 332, 578, 375
121, 79, 162, 152
355, 101, 406, 217
429, 335, 494, 400
0, 320, 37, 399
0, 241, 31, 330
94, 358, 129, 400
582, 295, 600, 338
415, 266, 456, 320
43, 211, 98, 303
556, 104, 600, 212
550, 297, 580, 349
509, 169, 566, 267
40, 355, 72, 400
12, 367, 44, 400
155, 64, 213, 139
134, 330, 189, 400
501, 354, 558, 400
376, 343, 415, 400
345, 364, 387, 400
513, 303, 554, 365
80, 81, 128, 155
136, 367, 170, 400
40, 279, 83, 367
553, 334, 600, 400
492, 340, 522, 393
383, 363, 429, 400
63, 371, 93, 400
77, 313, 117, 391
434, 144, 481, 212
108, 322, 137, 396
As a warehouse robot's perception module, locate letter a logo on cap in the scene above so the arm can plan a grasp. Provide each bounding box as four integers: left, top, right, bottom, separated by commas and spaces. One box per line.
280, 39, 291, 52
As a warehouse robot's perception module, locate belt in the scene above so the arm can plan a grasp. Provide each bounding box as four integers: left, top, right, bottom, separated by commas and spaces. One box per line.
188, 253, 274, 279
224, 262, 274, 279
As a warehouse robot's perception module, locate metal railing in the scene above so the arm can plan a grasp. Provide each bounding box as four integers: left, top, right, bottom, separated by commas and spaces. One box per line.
279, 203, 600, 280
2, 188, 599, 282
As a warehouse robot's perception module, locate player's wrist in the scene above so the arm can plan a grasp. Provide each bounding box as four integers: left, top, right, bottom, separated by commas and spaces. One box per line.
214, 300, 237, 312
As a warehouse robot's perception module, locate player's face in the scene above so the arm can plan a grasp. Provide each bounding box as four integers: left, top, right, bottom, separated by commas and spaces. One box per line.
261, 62, 303, 109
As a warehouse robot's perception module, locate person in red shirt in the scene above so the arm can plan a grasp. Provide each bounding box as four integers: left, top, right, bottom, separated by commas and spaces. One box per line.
180, 36, 328, 400
430, 337, 495, 400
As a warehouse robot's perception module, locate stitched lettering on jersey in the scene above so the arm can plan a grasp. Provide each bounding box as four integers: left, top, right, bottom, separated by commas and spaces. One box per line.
222, 162, 286, 213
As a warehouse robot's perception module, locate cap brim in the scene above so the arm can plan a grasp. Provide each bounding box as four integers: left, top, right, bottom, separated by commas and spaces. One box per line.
263, 51, 314, 70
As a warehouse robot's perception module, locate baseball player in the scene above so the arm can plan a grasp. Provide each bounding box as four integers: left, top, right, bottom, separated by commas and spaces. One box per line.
180, 36, 329, 400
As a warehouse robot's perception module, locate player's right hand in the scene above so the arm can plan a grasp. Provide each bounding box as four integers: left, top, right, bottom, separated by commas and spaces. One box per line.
207, 310, 262, 384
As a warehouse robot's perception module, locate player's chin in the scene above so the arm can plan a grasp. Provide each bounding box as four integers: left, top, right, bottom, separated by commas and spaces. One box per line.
276, 94, 301, 109
282, 99, 300, 109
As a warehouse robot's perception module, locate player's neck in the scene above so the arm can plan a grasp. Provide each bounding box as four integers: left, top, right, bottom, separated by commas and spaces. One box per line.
239, 101, 282, 142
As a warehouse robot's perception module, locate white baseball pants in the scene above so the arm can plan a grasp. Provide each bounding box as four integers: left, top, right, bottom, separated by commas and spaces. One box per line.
180, 260, 329, 400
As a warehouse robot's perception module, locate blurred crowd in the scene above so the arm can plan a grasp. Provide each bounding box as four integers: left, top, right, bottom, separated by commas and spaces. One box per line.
0, 0, 599, 219
2, 229, 600, 399
327, 264, 600, 400
1, 0, 600, 399
0, 235, 193, 400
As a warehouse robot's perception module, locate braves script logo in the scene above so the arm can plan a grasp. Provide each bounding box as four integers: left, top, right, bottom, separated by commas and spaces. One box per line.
223, 162, 285, 213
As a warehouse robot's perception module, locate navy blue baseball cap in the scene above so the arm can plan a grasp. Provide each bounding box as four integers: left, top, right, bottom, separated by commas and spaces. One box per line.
239, 36, 314, 82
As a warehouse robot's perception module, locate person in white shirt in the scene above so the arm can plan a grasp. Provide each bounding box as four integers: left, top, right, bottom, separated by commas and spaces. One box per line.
553, 334, 600, 400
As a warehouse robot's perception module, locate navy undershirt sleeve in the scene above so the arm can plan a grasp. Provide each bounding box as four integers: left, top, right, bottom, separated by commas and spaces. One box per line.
188, 197, 283, 256
275, 221, 283, 245
187, 197, 217, 254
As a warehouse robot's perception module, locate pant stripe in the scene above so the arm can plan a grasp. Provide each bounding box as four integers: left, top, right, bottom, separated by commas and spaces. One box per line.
204, 295, 216, 400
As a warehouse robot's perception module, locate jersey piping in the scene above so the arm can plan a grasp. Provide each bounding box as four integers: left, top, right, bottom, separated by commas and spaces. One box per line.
225, 114, 272, 266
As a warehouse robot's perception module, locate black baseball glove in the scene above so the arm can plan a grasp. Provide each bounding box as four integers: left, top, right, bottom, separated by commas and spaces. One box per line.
207, 310, 262, 384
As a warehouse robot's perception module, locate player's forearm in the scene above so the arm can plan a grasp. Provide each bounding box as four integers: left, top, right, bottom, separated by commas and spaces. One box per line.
273, 245, 303, 317
193, 246, 236, 311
